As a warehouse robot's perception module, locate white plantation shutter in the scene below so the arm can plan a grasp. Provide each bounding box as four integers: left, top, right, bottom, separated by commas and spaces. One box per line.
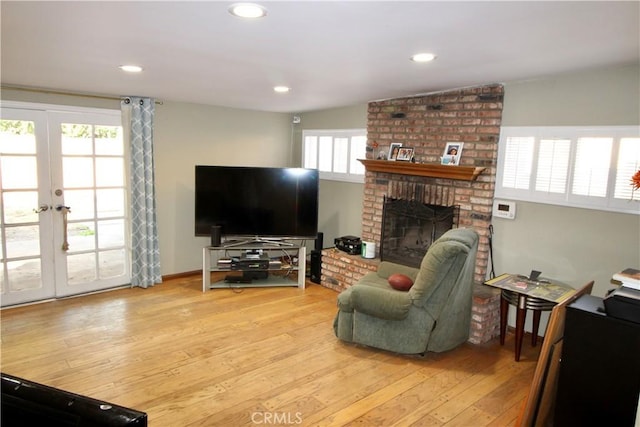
350, 136, 367, 175
302, 129, 367, 183
303, 135, 317, 169
318, 136, 333, 172
333, 137, 348, 173
496, 126, 639, 214
501, 136, 534, 190
571, 137, 612, 197
614, 138, 640, 201
536, 139, 570, 194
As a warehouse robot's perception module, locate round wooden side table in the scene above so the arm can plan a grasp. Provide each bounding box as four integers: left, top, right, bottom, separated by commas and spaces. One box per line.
500, 289, 557, 361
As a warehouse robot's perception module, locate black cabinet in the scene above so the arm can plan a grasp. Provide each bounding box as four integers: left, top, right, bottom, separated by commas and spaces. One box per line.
554, 294, 640, 426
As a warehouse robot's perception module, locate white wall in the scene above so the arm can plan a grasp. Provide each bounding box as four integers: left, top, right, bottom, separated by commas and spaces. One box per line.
498, 64, 640, 298
294, 104, 368, 248
152, 101, 292, 274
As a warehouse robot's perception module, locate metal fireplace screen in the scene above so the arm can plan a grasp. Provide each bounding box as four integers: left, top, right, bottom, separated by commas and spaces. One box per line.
380, 197, 459, 268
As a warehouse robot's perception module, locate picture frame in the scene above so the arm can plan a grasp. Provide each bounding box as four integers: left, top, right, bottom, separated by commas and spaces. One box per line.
388, 143, 402, 161
396, 147, 414, 162
441, 142, 464, 165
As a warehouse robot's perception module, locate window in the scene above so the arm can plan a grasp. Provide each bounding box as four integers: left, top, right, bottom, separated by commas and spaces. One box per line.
496, 126, 640, 214
302, 129, 367, 183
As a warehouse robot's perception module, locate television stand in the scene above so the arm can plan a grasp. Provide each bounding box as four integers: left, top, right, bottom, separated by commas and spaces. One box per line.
221, 237, 295, 248
202, 243, 306, 292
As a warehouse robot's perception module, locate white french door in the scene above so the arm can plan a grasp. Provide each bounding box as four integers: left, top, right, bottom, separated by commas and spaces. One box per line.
0, 103, 131, 307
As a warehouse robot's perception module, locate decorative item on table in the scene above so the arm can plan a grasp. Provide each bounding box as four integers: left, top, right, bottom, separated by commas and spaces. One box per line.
361, 241, 376, 259
441, 142, 464, 165
396, 146, 414, 161
388, 143, 402, 161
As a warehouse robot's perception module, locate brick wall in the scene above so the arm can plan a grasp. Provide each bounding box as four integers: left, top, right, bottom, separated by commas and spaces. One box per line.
469, 284, 501, 344
320, 84, 504, 344
363, 83, 503, 284
320, 248, 379, 292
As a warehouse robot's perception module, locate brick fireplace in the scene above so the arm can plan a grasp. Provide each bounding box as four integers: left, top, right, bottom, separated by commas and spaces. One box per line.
321, 83, 504, 344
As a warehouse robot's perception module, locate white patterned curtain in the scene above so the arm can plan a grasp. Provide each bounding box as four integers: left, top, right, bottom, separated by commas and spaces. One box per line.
121, 97, 162, 288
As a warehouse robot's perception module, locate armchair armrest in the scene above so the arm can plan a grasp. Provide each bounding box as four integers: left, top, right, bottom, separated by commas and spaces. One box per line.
351, 285, 413, 320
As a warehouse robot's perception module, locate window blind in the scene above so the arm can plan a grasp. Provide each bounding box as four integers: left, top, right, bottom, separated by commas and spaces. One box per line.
496, 126, 640, 214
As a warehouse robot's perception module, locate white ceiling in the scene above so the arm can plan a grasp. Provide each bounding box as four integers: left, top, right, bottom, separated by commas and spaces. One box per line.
2, 1, 638, 113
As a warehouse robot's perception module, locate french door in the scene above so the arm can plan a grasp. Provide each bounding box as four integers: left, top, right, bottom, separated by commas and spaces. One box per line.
0, 103, 131, 307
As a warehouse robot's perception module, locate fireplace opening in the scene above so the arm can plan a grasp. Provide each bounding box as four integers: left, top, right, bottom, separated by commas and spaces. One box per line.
380, 197, 459, 268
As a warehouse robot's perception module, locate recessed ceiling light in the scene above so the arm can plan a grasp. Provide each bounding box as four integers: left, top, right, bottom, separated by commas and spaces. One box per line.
228, 3, 267, 19
411, 53, 437, 63
274, 86, 290, 93
119, 65, 143, 73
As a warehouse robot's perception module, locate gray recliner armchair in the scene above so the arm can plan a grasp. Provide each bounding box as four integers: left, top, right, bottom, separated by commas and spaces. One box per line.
333, 228, 479, 354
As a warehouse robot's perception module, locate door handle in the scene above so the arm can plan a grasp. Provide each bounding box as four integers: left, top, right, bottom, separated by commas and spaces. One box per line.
33, 204, 50, 213
55, 205, 71, 251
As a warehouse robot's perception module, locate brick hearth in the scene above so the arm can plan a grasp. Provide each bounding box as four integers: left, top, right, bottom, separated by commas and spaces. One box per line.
321, 84, 504, 344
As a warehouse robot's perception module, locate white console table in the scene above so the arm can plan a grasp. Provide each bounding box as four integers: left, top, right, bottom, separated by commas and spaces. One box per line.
202, 243, 306, 292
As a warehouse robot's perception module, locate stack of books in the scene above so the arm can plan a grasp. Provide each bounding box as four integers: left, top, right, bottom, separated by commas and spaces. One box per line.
612, 268, 640, 290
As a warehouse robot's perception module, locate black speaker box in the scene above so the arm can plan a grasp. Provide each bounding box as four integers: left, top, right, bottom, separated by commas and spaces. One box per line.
315, 232, 323, 251
554, 295, 640, 426
310, 250, 321, 284
210, 226, 221, 247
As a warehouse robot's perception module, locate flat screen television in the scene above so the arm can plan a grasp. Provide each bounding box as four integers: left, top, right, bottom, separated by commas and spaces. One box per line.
194, 165, 319, 240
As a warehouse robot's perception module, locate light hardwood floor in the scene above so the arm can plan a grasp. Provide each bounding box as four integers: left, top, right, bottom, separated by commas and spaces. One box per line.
1, 275, 540, 426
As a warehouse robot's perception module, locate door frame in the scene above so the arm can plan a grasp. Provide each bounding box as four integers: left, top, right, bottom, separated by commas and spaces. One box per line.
1, 101, 131, 306
0, 106, 56, 306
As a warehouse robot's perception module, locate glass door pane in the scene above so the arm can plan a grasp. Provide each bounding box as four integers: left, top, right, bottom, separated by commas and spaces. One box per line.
0, 110, 55, 306
52, 116, 129, 295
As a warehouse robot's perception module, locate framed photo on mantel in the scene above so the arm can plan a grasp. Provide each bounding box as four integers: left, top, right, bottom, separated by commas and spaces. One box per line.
388, 143, 402, 161
441, 142, 464, 165
396, 147, 414, 162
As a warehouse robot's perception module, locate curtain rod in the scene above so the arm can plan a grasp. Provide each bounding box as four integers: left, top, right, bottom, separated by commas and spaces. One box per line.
1, 84, 163, 105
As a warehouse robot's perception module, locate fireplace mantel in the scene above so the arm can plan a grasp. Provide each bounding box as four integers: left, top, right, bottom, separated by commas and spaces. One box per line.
359, 159, 485, 181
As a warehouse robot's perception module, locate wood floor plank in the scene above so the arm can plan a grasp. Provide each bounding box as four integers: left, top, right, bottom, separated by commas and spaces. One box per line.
0, 277, 540, 426
445, 405, 495, 427
430, 363, 523, 423
486, 400, 524, 427
316, 367, 431, 426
